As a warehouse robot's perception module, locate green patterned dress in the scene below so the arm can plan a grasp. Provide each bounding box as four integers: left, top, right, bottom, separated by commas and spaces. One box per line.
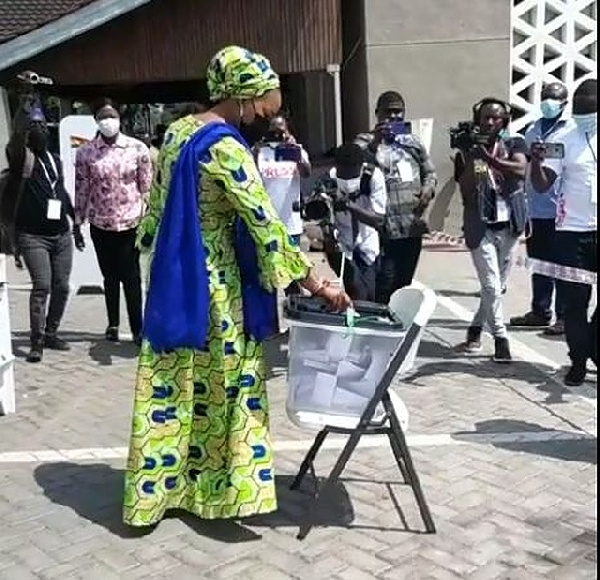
123, 116, 311, 526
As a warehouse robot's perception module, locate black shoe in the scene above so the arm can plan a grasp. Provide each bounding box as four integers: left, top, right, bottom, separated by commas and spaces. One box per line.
44, 335, 71, 351
510, 312, 550, 328
457, 326, 483, 353
133, 334, 143, 347
565, 364, 587, 387
493, 337, 512, 363
105, 327, 119, 342
26, 343, 44, 364
543, 320, 565, 336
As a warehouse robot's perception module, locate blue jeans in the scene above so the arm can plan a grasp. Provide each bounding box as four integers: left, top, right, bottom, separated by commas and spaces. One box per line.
470, 226, 518, 338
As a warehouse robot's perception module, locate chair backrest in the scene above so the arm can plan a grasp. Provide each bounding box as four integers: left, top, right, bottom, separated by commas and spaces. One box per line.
388, 285, 437, 377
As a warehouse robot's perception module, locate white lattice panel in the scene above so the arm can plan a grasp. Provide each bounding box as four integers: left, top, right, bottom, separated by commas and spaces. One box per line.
511, 0, 597, 132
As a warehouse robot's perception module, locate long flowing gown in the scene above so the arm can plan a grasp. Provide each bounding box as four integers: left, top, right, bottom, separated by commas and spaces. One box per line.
123, 116, 311, 526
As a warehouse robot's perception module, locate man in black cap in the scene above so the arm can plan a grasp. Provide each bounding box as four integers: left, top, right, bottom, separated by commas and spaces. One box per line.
355, 91, 437, 303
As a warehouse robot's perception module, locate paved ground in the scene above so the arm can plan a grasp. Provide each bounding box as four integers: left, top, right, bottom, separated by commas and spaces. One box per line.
0, 244, 596, 580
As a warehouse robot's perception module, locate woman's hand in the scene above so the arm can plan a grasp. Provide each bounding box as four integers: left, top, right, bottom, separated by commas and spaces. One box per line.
316, 284, 353, 312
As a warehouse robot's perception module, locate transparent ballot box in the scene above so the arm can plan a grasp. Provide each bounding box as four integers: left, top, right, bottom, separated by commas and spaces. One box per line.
284, 296, 406, 423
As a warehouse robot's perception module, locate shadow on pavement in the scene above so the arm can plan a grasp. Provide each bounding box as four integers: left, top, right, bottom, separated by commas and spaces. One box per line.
33, 464, 361, 541
88, 339, 139, 366
408, 340, 588, 405
452, 419, 597, 464
11, 330, 139, 366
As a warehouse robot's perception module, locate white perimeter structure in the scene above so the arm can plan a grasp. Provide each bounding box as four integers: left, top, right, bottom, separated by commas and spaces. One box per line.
511, 0, 598, 132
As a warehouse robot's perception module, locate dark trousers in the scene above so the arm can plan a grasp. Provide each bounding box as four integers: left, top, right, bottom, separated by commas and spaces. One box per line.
18, 232, 73, 342
326, 249, 379, 302
90, 225, 143, 336
526, 218, 565, 320
376, 237, 423, 304
555, 231, 597, 367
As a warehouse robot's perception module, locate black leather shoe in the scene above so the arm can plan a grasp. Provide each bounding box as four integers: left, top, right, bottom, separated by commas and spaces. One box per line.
26, 343, 44, 364
105, 327, 119, 342
565, 365, 587, 387
493, 337, 513, 363
44, 335, 71, 351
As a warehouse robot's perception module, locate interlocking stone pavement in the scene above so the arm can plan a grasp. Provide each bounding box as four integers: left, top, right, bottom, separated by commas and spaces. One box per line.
0, 248, 596, 580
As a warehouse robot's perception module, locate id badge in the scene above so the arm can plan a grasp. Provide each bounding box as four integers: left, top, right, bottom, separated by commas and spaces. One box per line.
397, 160, 414, 182
47, 199, 62, 221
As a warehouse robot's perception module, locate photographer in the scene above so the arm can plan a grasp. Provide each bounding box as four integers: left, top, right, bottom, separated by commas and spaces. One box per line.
308, 143, 386, 301
354, 91, 437, 303
454, 98, 529, 363
510, 82, 571, 334
530, 78, 597, 386
4, 76, 85, 363
255, 115, 310, 249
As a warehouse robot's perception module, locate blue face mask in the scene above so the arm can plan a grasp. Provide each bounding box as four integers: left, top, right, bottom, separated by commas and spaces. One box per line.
573, 113, 597, 134
540, 99, 564, 119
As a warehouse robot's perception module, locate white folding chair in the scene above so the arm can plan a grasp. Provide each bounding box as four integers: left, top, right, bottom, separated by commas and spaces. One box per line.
287, 285, 438, 539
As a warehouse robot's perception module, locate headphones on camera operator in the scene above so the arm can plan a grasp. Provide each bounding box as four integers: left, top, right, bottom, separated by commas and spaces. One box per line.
472, 97, 512, 129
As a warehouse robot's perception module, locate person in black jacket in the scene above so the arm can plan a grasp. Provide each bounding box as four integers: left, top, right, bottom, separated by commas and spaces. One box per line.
6, 92, 85, 363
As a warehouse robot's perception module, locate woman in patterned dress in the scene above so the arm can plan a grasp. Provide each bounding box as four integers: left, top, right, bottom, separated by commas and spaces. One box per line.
123, 46, 351, 527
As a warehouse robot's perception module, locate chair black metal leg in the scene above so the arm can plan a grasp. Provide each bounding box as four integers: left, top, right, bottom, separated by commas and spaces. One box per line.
387, 406, 436, 534
290, 428, 329, 491
387, 430, 410, 485
297, 424, 367, 540
382, 395, 409, 484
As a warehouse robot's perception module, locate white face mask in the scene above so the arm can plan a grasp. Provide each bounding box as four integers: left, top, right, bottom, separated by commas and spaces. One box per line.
98, 118, 120, 138
337, 177, 361, 195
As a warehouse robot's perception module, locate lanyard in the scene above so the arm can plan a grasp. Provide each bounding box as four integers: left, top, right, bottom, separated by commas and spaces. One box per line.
38, 153, 58, 195
540, 119, 563, 141
585, 133, 597, 165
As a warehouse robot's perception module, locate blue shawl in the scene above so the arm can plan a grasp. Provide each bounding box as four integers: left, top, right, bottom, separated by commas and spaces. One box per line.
143, 122, 278, 352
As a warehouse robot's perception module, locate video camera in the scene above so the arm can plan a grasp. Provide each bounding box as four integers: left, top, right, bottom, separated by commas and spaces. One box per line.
449, 121, 495, 151
302, 177, 337, 223
17, 71, 55, 87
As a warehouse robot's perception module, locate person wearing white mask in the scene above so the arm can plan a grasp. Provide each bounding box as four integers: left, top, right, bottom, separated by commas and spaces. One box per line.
510, 82, 572, 334
530, 78, 597, 386
322, 143, 387, 301
75, 99, 153, 345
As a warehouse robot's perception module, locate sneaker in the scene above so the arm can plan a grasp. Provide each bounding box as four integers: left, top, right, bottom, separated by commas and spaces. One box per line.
510, 312, 551, 328
44, 335, 71, 351
543, 320, 565, 336
564, 364, 587, 387
457, 326, 483, 353
105, 327, 119, 342
493, 337, 513, 363
26, 343, 44, 364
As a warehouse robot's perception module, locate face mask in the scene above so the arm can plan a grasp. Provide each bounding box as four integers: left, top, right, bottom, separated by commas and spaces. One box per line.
540, 99, 564, 119
27, 126, 48, 152
337, 177, 361, 194
573, 113, 597, 134
98, 118, 120, 138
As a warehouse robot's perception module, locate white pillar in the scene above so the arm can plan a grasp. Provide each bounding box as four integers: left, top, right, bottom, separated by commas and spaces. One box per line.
0, 88, 11, 171
327, 64, 343, 147
0, 254, 16, 415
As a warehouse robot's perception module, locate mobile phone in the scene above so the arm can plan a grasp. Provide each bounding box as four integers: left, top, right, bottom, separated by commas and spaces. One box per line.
389, 120, 412, 137
542, 142, 565, 159
275, 143, 302, 162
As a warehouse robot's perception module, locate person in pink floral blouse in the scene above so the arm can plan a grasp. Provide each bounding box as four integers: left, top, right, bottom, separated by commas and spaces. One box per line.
74, 99, 153, 345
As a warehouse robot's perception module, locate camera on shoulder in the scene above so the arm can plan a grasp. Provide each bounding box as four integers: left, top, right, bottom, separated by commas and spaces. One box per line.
449, 121, 495, 151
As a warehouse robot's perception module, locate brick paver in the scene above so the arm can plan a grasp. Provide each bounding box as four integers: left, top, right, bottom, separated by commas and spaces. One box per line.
0, 250, 596, 579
